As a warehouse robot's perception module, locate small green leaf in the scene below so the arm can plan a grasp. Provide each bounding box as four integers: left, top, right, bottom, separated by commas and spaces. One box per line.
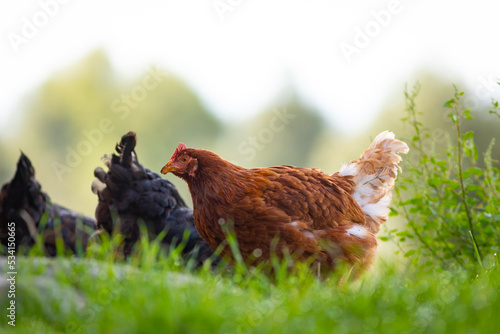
443, 99, 455, 108
443, 199, 457, 207
461, 171, 471, 178
468, 167, 483, 176
396, 231, 412, 238
466, 184, 482, 192
462, 131, 474, 140
464, 109, 473, 120
427, 177, 442, 187
404, 250, 415, 257
389, 207, 399, 217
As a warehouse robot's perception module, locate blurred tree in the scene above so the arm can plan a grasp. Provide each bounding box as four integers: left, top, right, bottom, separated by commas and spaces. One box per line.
369, 73, 455, 143
20, 50, 119, 151
112, 72, 224, 207
0, 142, 11, 183
464, 101, 500, 163
124, 73, 223, 167
369, 72, 499, 164
9, 50, 121, 215
9, 50, 222, 214
222, 94, 326, 169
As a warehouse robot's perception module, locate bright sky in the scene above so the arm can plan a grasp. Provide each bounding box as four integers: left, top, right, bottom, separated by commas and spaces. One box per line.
1, 0, 499, 137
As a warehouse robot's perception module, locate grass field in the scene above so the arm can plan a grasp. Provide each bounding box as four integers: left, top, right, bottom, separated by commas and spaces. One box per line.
1, 250, 499, 334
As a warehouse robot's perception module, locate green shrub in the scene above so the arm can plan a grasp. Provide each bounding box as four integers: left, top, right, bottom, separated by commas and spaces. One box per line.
389, 83, 500, 270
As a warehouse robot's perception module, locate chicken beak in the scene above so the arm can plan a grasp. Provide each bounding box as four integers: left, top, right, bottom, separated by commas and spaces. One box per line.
161, 161, 178, 174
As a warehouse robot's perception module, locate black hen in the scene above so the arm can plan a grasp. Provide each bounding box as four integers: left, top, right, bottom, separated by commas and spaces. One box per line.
92, 132, 216, 266
0, 153, 96, 256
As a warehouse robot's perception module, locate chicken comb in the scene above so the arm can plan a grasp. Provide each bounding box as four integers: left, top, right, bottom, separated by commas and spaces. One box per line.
170, 142, 187, 161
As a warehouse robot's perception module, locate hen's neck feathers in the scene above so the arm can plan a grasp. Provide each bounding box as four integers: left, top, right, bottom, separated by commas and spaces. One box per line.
182, 149, 248, 208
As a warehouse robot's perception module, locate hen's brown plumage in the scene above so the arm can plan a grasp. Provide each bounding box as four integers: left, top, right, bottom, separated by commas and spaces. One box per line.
162, 131, 408, 272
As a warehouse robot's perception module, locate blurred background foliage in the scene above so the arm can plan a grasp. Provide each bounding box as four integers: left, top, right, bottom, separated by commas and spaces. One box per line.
0, 50, 499, 220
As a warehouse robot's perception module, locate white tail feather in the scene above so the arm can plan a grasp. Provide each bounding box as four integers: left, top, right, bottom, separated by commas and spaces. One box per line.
339, 131, 408, 233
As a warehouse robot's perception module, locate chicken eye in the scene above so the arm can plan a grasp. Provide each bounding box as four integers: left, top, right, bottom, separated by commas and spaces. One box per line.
181, 156, 188, 163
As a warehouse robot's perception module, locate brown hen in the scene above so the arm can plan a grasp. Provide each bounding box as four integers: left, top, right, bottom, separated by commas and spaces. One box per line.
161, 131, 408, 272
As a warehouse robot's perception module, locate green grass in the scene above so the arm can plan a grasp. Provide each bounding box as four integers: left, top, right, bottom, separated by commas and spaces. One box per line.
1, 83, 499, 333
1, 255, 499, 334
